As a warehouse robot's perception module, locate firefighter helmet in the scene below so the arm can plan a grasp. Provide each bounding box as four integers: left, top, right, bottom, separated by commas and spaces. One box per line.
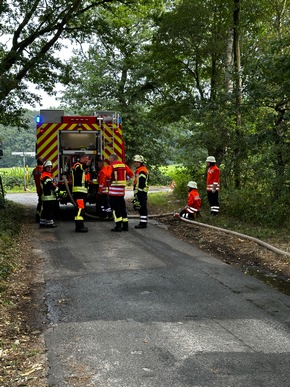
43, 160, 53, 168
206, 156, 216, 163
187, 181, 197, 189
133, 154, 144, 163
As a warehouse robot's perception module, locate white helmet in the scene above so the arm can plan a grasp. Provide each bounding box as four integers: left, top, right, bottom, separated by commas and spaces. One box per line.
133, 154, 144, 163
206, 156, 216, 163
43, 160, 53, 168
187, 181, 197, 189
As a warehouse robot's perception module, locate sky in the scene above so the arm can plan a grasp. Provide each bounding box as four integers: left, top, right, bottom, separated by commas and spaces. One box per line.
26, 83, 64, 111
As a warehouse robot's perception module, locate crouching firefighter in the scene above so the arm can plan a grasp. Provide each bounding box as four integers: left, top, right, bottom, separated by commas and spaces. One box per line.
72, 153, 91, 232
179, 181, 201, 220
133, 154, 149, 229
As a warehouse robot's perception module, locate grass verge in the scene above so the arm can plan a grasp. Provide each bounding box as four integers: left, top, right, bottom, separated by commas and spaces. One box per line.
0, 201, 25, 292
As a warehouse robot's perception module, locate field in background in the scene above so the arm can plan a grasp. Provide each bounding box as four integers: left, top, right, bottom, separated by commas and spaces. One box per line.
0, 167, 35, 192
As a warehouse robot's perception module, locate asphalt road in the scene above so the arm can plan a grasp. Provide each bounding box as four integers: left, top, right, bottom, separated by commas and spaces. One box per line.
7, 192, 290, 386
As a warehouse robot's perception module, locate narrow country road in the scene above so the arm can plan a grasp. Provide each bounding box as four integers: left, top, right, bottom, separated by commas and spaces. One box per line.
7, 192, 290, 386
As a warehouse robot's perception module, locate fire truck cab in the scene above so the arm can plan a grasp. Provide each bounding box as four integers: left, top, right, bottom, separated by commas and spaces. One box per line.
36, 109, 125, 204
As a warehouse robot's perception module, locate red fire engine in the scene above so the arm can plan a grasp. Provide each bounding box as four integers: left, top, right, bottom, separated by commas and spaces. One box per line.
35, 109, 125, 204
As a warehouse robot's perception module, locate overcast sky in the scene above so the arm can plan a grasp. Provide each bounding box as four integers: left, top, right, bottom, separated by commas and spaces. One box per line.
26, 83, 63, 111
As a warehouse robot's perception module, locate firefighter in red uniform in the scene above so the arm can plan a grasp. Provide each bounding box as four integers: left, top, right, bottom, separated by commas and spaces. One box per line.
179, 181, 201, 219
39, 160, 59, 228
72, 153, 91, 232
96, 158, 112, 219
32, 158, 43, 222
133, 155, 149, 228
106, 153, 134, 232
206, 156, 220, 215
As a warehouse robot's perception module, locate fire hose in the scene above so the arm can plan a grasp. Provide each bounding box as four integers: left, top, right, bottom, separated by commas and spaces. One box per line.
177, 215, 290, 258
63, 175, 172, 220
62, 176, 289, 258
62, 176, 100, 219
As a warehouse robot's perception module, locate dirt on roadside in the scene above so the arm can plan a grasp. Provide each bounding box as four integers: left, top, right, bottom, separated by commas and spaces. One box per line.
158, 215, 290, 283
0, 208, 48, 387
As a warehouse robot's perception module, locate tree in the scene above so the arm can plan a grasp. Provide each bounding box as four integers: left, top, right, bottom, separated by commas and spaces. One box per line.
241, 0, 290, 199
60, 1, 169, 163
0, 110, 37, 167
147, 0, 235, 165
0, 0, 138, 128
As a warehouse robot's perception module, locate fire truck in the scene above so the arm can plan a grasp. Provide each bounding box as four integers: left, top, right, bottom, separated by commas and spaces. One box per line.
35, 109, 125, 204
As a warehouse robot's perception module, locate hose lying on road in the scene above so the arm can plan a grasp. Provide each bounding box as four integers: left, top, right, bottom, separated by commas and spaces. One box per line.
62, 177, 290, 258
63, 175, 174, 220
62, 176, 101, 219
178, 215, 290, 258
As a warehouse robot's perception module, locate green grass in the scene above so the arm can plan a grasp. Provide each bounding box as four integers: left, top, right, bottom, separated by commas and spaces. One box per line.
0, 202, 25, 291
0, 167, 35, 193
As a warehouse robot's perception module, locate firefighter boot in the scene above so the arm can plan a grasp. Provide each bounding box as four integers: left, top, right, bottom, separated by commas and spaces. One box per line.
111, 221, 122, 232
135, 222, 147, 229
75, 220, 88, 233
122, 221, 129, 231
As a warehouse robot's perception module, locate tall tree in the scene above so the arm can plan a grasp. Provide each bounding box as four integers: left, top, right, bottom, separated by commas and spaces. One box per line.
232, 0, 242, 188
0, 0, 138, 127
242, 0, 290, 198
60, 1, 169, 163
148, 0, 235, 164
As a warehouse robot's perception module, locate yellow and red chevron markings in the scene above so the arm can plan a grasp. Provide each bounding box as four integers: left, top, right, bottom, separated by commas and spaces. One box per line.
36, 122, 124, 179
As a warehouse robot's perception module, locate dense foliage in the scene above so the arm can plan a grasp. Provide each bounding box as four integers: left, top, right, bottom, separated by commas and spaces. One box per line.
0, 111, 37, 167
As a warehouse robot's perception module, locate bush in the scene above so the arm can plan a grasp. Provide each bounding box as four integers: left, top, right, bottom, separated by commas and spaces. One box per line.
169, 165, 205, 201
221, 188, 290, 228
148, 166, 172, 186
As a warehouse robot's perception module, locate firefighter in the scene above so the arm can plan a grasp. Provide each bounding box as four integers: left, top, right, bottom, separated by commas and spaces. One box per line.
206, 156, 220, 215
39, 160, 59, 228
179, 181, 201, 219
106, 153, 134, 232
72, 152, 91, 232
96, 158, 112, 219
32, 158, 43, 223
133, 154, 149, 229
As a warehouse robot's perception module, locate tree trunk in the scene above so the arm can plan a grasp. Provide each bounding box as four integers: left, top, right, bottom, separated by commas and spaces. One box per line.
233, 0, 242, 189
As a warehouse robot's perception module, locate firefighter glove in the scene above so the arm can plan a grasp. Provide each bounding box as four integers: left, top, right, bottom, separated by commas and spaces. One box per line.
132, 197, 141, 211
58, 190, 67, 198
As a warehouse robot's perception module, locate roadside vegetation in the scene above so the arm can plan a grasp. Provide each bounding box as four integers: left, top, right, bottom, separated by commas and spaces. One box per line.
0, 201, 25, 290
0, 167, 35, 193
0, 200, 47, 386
